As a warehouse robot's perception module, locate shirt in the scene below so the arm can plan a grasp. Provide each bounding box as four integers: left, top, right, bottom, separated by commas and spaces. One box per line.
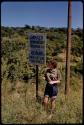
45, 68, 61, 83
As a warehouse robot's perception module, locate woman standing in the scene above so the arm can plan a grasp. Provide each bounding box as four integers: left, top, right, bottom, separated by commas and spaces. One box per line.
43, 59, 61, 114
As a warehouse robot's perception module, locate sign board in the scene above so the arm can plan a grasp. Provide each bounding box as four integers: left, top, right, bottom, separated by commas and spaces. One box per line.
29, 33, 46, 65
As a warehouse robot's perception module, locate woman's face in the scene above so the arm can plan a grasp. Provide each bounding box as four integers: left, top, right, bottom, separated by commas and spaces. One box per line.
47, 62, 53, 69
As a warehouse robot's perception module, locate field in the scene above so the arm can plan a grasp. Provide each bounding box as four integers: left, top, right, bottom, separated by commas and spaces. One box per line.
1, 69, 83, 124
1, 26, 83, 124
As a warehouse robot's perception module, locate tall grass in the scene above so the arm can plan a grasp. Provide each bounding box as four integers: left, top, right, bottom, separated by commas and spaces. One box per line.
1, 75, 83, 124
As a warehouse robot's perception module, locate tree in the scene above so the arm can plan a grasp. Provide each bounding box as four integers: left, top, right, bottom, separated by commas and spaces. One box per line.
25, 24, 31, 29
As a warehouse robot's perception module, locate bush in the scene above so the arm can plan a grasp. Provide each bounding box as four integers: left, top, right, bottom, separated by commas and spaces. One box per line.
71, 61, 83, 75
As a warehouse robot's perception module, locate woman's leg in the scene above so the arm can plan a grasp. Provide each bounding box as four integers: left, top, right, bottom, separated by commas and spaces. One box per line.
47, 97, 56, 119
43, 96, 49, 111
50, 86, 58, 113
50, 97, 56, 113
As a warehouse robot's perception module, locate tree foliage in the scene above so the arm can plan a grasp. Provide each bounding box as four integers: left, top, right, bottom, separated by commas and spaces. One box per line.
1, 26, 83, 82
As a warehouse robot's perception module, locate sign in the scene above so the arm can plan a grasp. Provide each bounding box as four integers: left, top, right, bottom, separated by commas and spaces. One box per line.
29, 33, 46, 65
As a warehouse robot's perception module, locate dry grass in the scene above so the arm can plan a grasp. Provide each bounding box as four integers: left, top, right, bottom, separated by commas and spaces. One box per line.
1, 76, 83, 124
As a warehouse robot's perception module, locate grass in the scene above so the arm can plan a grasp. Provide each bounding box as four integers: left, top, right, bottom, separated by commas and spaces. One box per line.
1, 75, 83, 124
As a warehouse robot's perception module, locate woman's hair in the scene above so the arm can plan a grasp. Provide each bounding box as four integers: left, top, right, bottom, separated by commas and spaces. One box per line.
48, 59, 57, 68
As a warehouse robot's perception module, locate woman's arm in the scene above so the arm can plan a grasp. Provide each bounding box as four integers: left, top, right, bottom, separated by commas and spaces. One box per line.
45, 72, 51, 82
49, 80, 60, 84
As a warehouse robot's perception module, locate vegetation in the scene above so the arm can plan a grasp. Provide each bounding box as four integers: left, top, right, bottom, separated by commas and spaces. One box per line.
1, 25, 83, 124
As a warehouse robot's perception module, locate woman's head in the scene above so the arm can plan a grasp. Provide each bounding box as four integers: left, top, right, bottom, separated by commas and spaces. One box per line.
47, 59, 57, 69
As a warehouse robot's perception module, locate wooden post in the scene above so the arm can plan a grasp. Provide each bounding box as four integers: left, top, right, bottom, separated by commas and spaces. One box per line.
36, 65, 38, 99
65, 0, 72, 95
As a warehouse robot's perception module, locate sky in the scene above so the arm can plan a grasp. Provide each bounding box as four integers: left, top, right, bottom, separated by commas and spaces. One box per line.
1, 1, 83, 29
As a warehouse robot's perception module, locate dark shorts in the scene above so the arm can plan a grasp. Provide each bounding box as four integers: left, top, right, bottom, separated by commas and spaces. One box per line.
44, 83, 58, 98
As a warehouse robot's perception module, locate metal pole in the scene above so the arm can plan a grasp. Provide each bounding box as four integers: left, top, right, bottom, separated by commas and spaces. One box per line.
36, 65, 38, 99
65, 0, 72, 95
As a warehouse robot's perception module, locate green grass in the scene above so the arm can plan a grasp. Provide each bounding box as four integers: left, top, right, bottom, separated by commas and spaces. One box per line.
1, 76, 83, 124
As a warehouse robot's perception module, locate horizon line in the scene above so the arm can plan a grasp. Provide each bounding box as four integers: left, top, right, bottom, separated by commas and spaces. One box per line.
1, 25, 83, 30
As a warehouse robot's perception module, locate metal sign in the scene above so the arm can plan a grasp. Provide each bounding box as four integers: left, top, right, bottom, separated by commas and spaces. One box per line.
29, 33, 46, 65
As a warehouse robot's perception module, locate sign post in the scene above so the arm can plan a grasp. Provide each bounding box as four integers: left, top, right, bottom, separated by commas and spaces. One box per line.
29, 33, 46, 99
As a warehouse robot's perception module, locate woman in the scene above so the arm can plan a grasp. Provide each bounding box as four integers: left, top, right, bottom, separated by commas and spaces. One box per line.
43, 59, 61, 114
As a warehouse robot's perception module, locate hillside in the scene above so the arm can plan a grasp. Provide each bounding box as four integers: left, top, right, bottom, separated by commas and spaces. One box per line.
1, 26, 83, 124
